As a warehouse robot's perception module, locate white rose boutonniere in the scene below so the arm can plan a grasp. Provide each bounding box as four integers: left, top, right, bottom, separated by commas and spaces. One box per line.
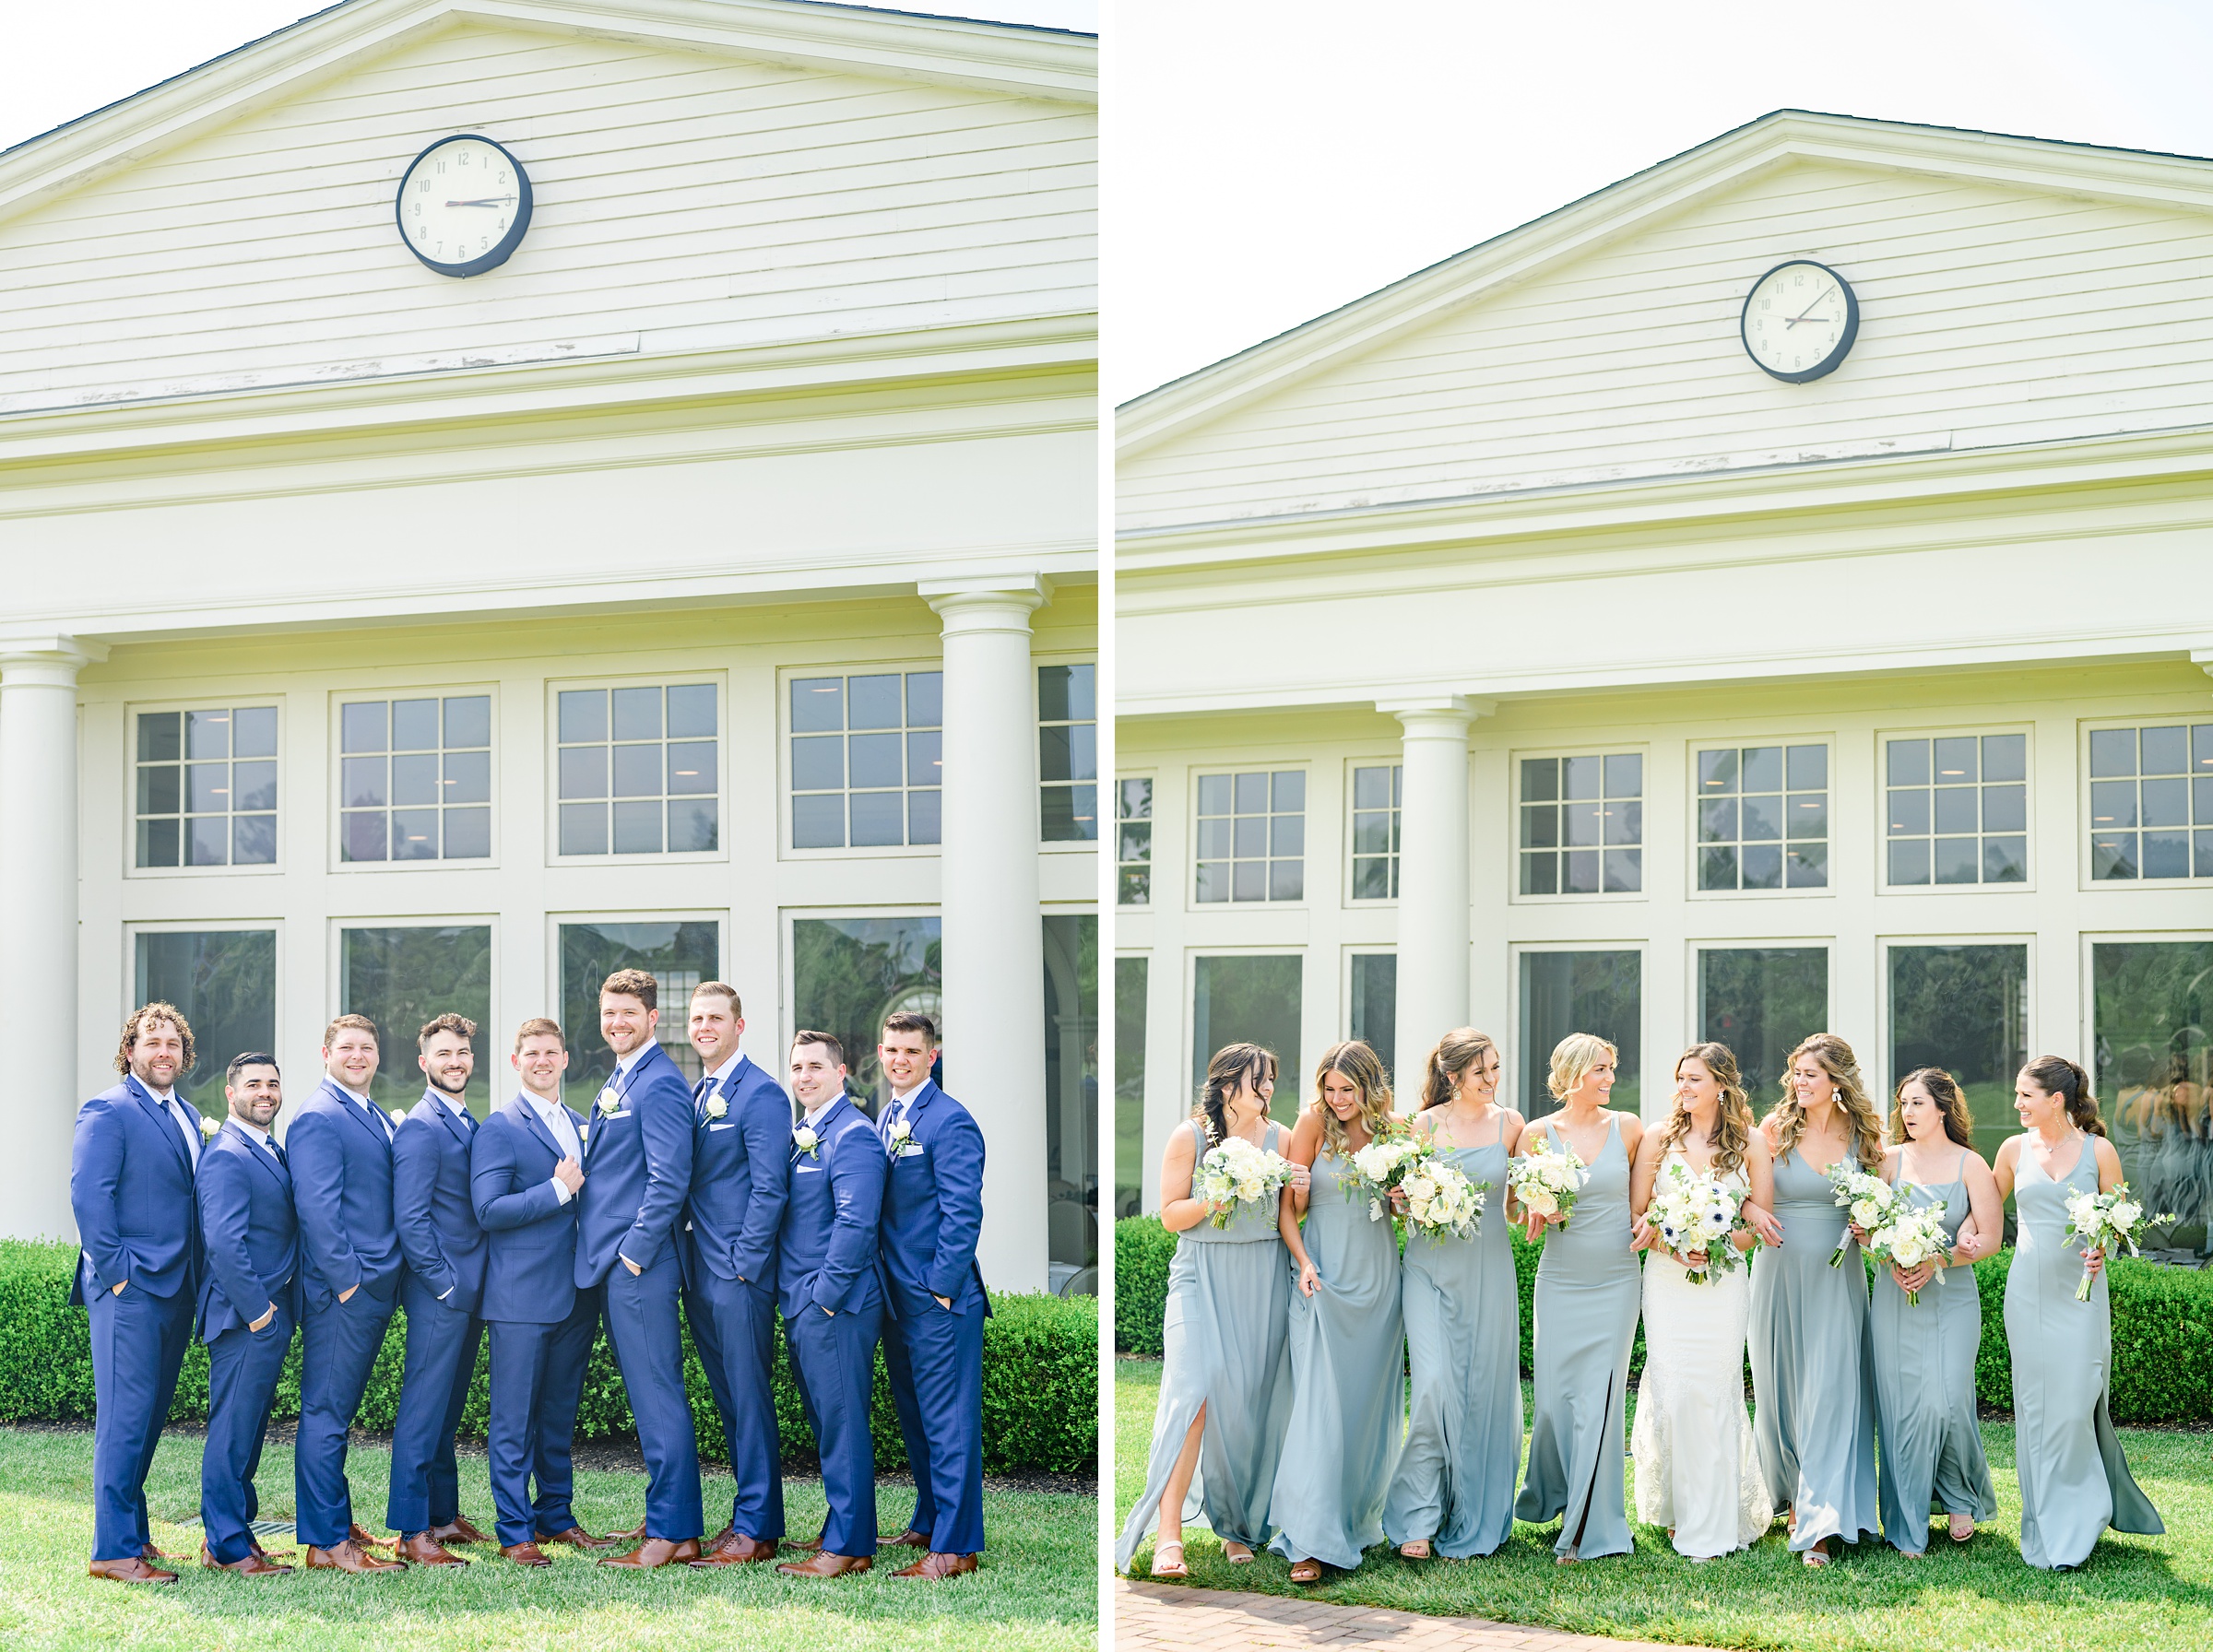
793, 1125, 822, 1160
597, 1091, 621, 1117
704, 1095, 728, 1121
889, 1117, 917, 1158
198, 1115, 219, 1139
388, 1107, 408, 1127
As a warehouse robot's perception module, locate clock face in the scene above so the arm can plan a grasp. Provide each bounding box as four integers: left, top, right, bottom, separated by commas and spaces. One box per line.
1740, 260, 1857, 383
396, 135, 533, 277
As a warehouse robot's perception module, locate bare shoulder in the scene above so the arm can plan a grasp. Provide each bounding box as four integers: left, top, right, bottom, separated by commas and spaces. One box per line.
1286, 1108, 1324, 1161
1742, 1128, 1773, 1166
1757, 1111, 1784, 1148
1615, 1110, 1646, 1147
1991, 1133, 2021, 1168
2092, 1133, 2126, 1174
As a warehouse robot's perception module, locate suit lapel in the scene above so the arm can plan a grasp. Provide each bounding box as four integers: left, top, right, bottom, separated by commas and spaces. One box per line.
225, 1120, 290, 1193
323, 1079, 394, 1157
125, 1075, 194, 1175
506, 1096, 567, 1165
428, 1089, 474, 1151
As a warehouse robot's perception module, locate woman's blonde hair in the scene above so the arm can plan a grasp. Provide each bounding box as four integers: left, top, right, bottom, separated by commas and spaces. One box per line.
1420, 1028, 1499, 1112
1774, 1032, 1885, 1168
1311, 1039, 1395, 1157
1660, 1043, 1754, 1181
1547, 1032, 1617, 1104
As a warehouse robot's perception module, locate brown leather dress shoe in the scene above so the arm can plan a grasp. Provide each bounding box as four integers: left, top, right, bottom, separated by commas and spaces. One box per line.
893, 1551, 978, 1580
89, 1555, 177, 1585
140, 1542, 182, 1564
501, 1541, 552, 1567
432, 1516, 493, 1546
689, 1533, 780, 1566
536, 1525, 616, 1552
879, 1528, 930, 1550
250, 1537, 297, 1563
776, 1550, 871, 1577
304, 1539, 406, 1574
349, 1523, 396, 1552
784, 1527, 827, 1554
399, 1532, 469, 1565
201, 1541, 292, 1575
599, 1536, 702, 1569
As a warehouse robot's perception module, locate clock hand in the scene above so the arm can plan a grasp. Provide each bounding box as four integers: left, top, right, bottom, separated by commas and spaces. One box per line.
445, 197, 516, 207
1782, 286, 1835, 328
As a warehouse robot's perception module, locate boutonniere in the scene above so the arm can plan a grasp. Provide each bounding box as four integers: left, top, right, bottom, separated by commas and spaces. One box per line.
888, 1117, 919, 1157
597, 1091, 621, 1117
792, 1125, 822, 1160
387, 1107, 408, 1127
198, 1115, 219, 1139
704, 1095, 728, 1121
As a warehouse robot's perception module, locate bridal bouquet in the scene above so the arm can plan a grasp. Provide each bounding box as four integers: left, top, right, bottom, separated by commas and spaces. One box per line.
1399, 1160, 1487, 1241
1824, 1158, 1902, 1268
1197, 1134, 1296, 1230
2063, 1183, 2177, 1302
1348, 1127, 1431, 1222
1644, 1160, 1751, 1284
1865, 1194, 1953, 1304
1508, 1133, 1590, 1232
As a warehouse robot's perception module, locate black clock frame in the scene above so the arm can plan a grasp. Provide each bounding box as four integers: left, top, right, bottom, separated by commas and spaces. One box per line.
1741, 258, 1858, 384
396, 134, 533, 278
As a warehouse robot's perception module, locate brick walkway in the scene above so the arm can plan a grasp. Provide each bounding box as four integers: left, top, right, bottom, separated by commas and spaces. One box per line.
1115, 1579, 1704, 1651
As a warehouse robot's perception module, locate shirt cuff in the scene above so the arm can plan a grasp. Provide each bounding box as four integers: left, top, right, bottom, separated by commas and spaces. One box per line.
549, 1176, 573, 1206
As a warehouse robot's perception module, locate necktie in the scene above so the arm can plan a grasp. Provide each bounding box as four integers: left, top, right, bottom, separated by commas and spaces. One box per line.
170, 1100, 199, 1170
366, 1099, 392, 1141
880, 1099, 903, 1145
271, 1138, 289, 1171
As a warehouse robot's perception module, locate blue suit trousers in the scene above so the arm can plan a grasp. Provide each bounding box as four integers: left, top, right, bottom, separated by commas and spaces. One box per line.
882, 1295, 988, 1554
386, 1281, 485, 1534
295, 1285, 396, 1548
690, 1269, 784, 1540
485, 1289, 601, 1548
86, 1281, 195, 1562
200, 1304, 295, 1564
786, 1301, 882, 1558
602, 1251, 703, 1540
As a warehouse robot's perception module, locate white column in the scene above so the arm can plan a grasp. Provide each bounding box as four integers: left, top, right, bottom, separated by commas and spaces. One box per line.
922, 576, 1050, 1293
0, 635, 103, 1242
1381, 696, 1490, 1093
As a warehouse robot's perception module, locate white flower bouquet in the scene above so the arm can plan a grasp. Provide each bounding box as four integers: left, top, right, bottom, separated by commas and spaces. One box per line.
1865, 1192, 1953, 1304
1508, 1133, 1590, 1232
1197, 1134, 1296, 1230
1346, 1127, 1430, 1222
1644, 1159, 1752, 1283
1400, 1161, 1487, 1242
1824, 1158, 1901, 1268
2062, 1182, 2177, 1302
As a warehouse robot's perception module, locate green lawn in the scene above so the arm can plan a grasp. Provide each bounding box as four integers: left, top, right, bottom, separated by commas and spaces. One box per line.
1115, 1357, 2211, 1652
0, 1428, 1095, 1652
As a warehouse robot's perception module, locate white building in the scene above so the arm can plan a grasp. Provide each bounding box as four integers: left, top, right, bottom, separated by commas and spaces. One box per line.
0, 0, 1097, 1294
1117, 112, 2213, 1249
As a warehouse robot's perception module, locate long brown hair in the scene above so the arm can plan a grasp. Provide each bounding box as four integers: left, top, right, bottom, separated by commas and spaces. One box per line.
1891, 1067, 1975, 1150
1660, 1043, 1754, 1180
2020, 1054, 2107, 1139
1194, 1043, 1276, 1147
1420, 1028, 1499, 1111
1312, 1040, 1394, 1157
1773, 1032, 1885, 1169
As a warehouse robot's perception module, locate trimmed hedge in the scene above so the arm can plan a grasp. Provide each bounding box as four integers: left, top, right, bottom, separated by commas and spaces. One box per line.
0, 1239, 1095, 1474
1115, 1214, 2210, 1426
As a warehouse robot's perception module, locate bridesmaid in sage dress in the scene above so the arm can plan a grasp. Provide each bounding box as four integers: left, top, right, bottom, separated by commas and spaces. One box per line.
1381, 1028, 1524, 1560
1272, 1040, 1406, 1582
1512, 1032, 1645, 1563
1114, 1044, 1297, 1576
1994, 1056, 2165, 1572
1868, 1068, 2001, 1554
1749, 1032, 1882, 1565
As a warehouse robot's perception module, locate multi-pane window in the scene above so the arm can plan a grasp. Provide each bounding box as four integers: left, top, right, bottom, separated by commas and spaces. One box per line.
1697, 743, 1828, 891
135, 707, 278, 868
556, 683, 718, 856
1520, 753, 1642, 894
1195, 771, 1305, 903
339, 695, 491, 863
2089, 723, 2213, 880
1885, 733, 2027, 886
1117, 778, 1153, 905
789, 671, 941, 849
1350, 764, 1402, 899
1040, 664, 1097, 842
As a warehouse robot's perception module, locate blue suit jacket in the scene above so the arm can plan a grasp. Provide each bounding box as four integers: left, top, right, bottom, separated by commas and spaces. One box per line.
876, 1080, 989, 1315
685, 1054, 791, 1288
287, 1078, 403, 1309
776, 1095, 888, 1318
195, 1121, 302, 1342
472, 1094, 586, 1324
68, 1076, 204, 1304
575, 1041, 694, 1287
392, 1089, 488, 1314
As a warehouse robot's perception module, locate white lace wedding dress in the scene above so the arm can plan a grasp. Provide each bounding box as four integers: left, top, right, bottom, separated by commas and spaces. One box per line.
1631, 1151, 1771, 1557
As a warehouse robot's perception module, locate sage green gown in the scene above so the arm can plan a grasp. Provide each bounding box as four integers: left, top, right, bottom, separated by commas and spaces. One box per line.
1114, 1120, 1294, 1572
1748, 1146, 1880, 1552
1512, 1112, 1640, 1559
1381, 1116, 1520, 1557
2006, 1138, 2164, 1570
1267, 1147, 1407, 1570
1868, 1161, 1997, 1552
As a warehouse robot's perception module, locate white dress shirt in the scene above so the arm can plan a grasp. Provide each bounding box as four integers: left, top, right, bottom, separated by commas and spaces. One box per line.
336, 1080, 394, 1140
520, 1089, 582, 1203
143, 1081, 200, 1170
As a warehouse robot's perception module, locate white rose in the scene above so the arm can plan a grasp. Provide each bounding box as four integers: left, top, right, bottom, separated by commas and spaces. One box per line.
704, 1096, 729, 1120
1523, 1188, 1557, 1217
2112, 1201, 2142, 1230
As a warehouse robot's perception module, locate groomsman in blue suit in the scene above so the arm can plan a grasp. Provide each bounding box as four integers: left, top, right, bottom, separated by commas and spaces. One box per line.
288, 1014, 407, 1574
775, 1031, 890, 1579
873, 1010, 990, 1579
386, 1012, 492, 1564
194, 1052, 301, 1576
70, 1003, 207, 1585
679, 983, 791, 1566
470, 1019, 610, 1566
575, 968, 703, 1566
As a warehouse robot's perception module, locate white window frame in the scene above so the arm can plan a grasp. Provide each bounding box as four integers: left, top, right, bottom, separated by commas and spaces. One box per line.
1116, 772, 1156, 908
776, 661, 943, 862
2078, 926, 2213, 1080
329, 913, 500, 1029
2077, 716, 2213, 892
1507, 939, 1651, 1118
1343, 756, 1402, 907
1189, 763, 1311, 911
1876, 931, 2037, 1110
1509, 744, 1651, 906
549, 909, 728, 1095
1341, 944, 1398, 1047
329, 684, 499, 874
124, 697, 285, 879
1876, 724, 2036, 896
1684, 737, 1835, 902
1035, 650, 1099, 856
546, 674, 728, 867
124, 918, 287, 1077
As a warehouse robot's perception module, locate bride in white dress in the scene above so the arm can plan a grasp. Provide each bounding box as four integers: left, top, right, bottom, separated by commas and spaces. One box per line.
1628, 1042, 1777, 1559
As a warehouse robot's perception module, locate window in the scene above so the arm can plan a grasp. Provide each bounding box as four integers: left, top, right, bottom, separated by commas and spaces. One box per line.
338, 695, 491, 863
1697, 743, 1828, 891
789, 672, 941, 850
2089, 723, 2213, 881
134, 706, 278, 869
1349, 764, 1402, 900
559, 920, 721, 1096
2092, 939, 2212, 1254
1888, 943, 2027, 1182
1520, 753, 1642, 895
1043, 914, 1098, 1289
339, 926, 492, 1114
1348, 952, 1397, 1077
1885, 733, 2027, 887
1117, 779, 1153, 905
792, 915, 941, 1112
134, 929, 276, 1100
1039, 664, 1097, 842
1192, 954, 1303, 1124
1114, 955, 1149, 1220
1518, 950, 1640, 1118
1698, 947, 1828, 1116
556, 684, 718, 856
1195, 770, 1304, 903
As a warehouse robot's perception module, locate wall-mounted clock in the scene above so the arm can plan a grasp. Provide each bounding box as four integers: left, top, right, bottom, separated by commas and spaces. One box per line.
396, 134, 532, 277
1740, 259, 1857, 383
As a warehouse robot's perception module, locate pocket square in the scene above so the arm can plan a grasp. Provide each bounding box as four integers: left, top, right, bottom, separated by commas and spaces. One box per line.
707, 1120, 736, 1133
795, 1164, 823, 1174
